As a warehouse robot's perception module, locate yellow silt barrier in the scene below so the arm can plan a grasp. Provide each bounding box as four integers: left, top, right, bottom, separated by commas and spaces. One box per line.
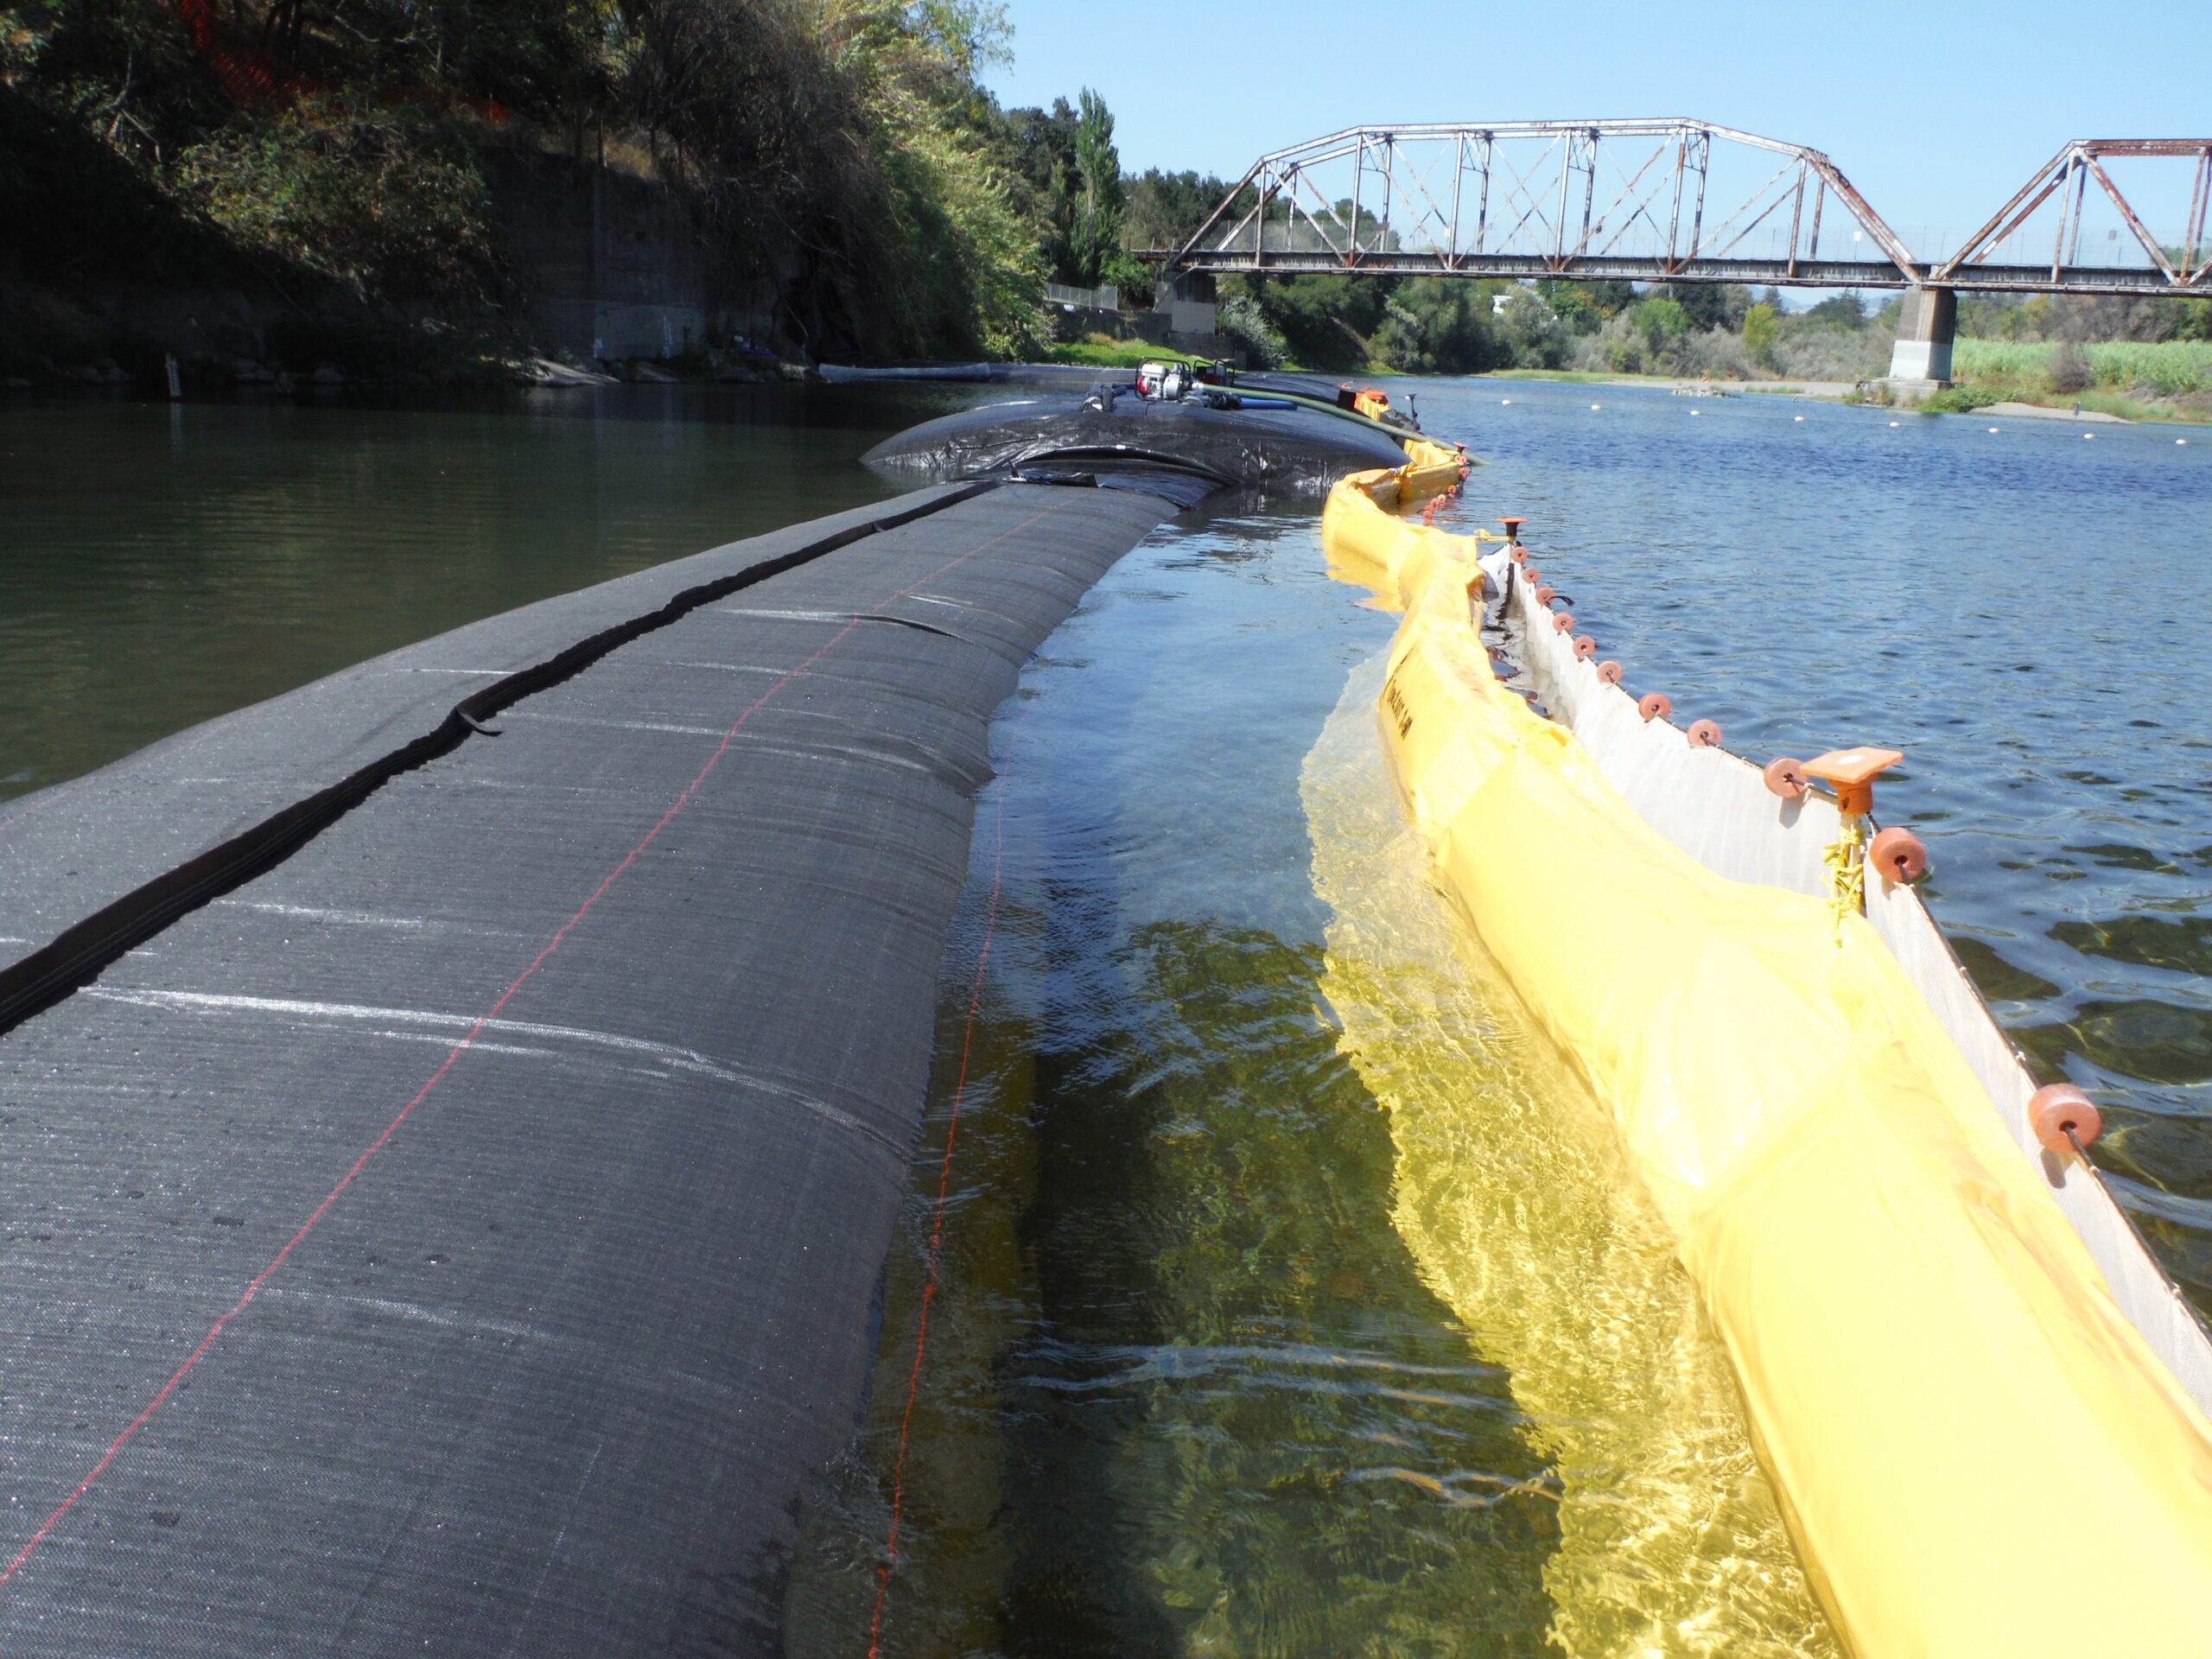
1320, 442, 1478, 601
1321, 478, 2212, 1656
1395, 435, 1472, 503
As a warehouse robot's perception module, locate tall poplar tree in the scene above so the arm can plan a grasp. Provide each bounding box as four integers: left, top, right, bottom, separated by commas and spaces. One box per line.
1068, 86, 1123, 288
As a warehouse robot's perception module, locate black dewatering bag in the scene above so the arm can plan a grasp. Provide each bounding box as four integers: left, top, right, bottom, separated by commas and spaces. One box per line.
0, 480, 1177, 1655
862, 392, 1409, 493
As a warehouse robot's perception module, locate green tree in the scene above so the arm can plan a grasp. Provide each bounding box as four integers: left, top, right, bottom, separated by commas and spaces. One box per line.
1662, 282, 1753, 332
1633, 296, 1690, 357
1065, 86, 1122, 287
1237, 273, 1394, 372
1803, 292, 1867, 327
1215, 290, 1287, 368
1001, 97, 1078, 280
1124, 168, 1246, 252
1494, 287, 1573, 369
1741, 301, 1779, 369
1535, 278, 1633, 333
1370, 279, 1503, 374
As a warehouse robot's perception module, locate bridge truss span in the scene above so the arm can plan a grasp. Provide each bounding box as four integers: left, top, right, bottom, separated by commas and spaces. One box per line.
1937, 139, 2212, 291
1159, 120, 2212, 299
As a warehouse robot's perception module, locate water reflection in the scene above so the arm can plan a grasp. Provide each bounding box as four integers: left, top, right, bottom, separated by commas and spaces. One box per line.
0, 385, 978, 798
787, 498, 1838, 1656
785, 510, 1573, 1655
1305, 659, 1830, 1656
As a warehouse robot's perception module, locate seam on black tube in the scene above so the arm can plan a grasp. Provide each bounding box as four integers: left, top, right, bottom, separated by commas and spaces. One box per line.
0, 481, 1001, 1038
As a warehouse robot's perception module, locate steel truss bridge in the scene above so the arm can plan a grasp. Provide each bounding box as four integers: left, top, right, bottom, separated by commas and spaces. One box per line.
1152, 122, 2212, 298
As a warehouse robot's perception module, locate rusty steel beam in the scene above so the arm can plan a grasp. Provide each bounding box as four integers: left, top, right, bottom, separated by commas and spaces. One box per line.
1936, 147, 2075, 283
1164, 123, 2212, 298
1137, 250, 2204, 297
2082, 151, 2179, 283
2186, 146, 2210, 278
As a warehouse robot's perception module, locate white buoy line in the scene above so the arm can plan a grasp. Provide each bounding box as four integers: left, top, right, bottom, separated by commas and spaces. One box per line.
1465, 391, 2197, 449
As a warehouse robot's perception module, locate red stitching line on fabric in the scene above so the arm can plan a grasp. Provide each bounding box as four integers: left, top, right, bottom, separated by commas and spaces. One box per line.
863, 706, 1020, 1659
0, 498, 1065, 1590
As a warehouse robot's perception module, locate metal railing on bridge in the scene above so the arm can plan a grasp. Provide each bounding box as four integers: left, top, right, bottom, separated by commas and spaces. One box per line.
1150, 122, 2212, 298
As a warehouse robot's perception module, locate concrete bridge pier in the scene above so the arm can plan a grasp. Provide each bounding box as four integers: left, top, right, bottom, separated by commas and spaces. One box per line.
1887, 286, 1956, 388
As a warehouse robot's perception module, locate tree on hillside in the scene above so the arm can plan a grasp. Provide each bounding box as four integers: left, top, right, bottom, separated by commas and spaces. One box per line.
997, 88, 1124, 289
1231, 272, 1393, 372
2, 0, 1052, 359
999, 95, 1077, 276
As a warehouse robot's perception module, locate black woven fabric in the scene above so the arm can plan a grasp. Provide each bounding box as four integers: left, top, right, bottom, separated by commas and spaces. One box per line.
861, 393, 1408, 490
0, 486, 988, 1020
0, 481, 1172, 1655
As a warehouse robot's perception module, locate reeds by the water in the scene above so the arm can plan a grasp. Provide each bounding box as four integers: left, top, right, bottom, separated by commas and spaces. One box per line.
1954, 337, 2212, 398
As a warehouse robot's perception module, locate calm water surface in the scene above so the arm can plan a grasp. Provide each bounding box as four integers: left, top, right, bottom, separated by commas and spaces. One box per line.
0, 384, 977, 798
3, 379, 2208, 1654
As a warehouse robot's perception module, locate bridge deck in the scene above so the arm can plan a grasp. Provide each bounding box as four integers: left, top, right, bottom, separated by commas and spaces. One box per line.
1145, 251, 2197, 296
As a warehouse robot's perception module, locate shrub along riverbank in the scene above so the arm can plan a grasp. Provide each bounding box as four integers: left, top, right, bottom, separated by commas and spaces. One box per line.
1942, 338, 2212, 416
1198, 275, 1899, 384
1203, 271, 2211, 416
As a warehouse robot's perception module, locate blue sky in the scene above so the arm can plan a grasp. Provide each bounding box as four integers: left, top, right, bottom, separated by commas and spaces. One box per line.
982, 1, 2209, 256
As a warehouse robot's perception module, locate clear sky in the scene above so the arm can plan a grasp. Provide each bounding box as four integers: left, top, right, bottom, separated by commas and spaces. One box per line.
981, 1, 2209, 255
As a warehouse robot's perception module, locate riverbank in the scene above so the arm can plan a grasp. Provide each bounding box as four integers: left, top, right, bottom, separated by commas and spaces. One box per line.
10, 334, 2206, 436
1036, 347, 2195, 427
1483, 367, 1856, 398
1980, 401, 2131, 424
1847, 380, 2208, 424
1027, 348, 1864, 402
1484, 363, 2210, 424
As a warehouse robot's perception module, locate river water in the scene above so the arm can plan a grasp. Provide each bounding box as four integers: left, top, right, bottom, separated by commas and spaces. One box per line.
0, 385, 955, 800
3, 380, 2207, 1654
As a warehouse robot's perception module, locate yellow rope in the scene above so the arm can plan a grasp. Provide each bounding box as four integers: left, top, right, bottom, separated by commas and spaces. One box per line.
1821, 813, 1868, 945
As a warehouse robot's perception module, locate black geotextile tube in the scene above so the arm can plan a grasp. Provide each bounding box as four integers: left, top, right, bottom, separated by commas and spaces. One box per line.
0, 480, 1177, 1656
861, 394, 1409, 489
0, 481, 997, 1039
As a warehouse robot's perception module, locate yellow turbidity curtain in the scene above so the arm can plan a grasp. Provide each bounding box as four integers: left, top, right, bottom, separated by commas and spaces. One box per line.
1332, 480, 2212, 1658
